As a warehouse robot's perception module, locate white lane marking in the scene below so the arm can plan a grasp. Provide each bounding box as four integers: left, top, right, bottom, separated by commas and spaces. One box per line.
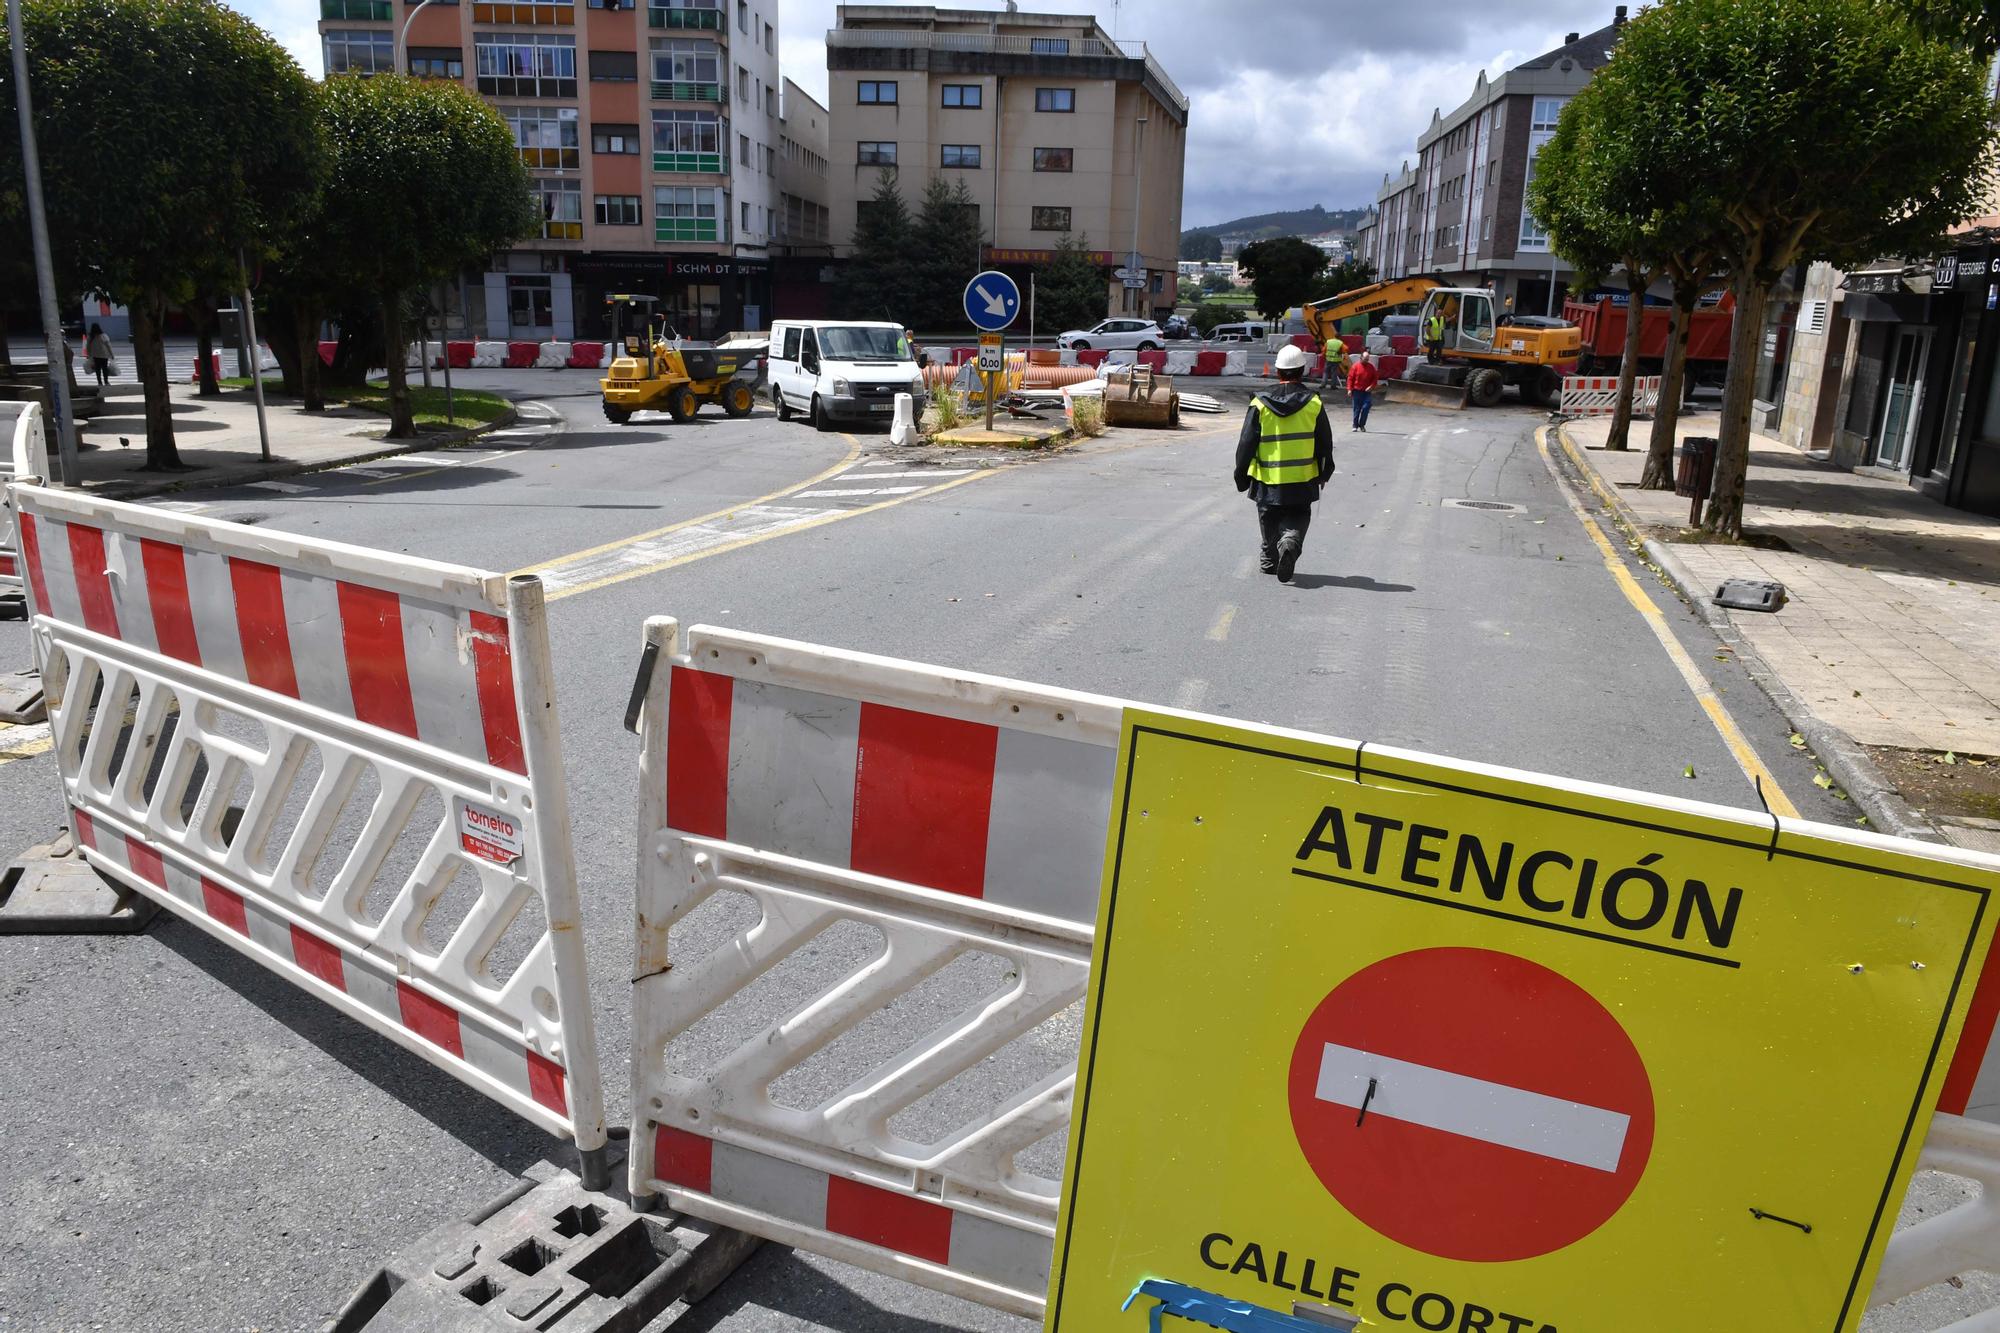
1207, 605, 1237, 642
535, 505, 823, 593
386, 453, 455, 465
828, 469, 974, 481
341, 467, 396, 480
794, 485, 924, 499
244, 480, 313, 495
1314, 1043, 1630, 1172
1170, 679, 1209, 710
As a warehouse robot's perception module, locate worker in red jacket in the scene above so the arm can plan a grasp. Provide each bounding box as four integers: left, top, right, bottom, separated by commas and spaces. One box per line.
1346, 351, 1380, 432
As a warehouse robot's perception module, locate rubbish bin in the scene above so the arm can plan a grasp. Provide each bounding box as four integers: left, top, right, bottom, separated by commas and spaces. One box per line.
1676, 435, 1717, 526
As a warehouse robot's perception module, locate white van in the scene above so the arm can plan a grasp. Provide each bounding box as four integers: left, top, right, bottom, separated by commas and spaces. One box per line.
767, 319, 927, 430
1209, 321, 1269, 344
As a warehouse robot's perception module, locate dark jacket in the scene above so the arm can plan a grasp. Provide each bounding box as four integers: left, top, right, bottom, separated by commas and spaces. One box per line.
1233, 379, 1335, 506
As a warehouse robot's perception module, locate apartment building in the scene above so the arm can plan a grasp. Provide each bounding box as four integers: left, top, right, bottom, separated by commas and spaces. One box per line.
824, 4, 1188, 322
318, 0, 786, 339
771, 77, 836, 316
1356, 10, 1628, 316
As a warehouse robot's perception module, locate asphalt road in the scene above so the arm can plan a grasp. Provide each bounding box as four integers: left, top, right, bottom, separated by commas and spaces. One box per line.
0, 370, 1968, 1332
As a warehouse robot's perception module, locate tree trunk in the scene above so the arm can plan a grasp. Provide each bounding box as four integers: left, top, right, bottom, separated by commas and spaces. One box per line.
380, 291, 415, 438
128, 291, 182, 470
0, 330, 12, 375
1640, 290, 1697, 490
264, 299, 304, 398
298, 314, 324, 413
1604, 269, 1649, 451
1702, 274, 1771, 538
192, 302, 220, 397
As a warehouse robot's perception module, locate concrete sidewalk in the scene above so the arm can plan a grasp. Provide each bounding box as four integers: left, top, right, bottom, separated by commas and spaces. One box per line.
51, 378, 511, 499
1558, 410, 2000, 853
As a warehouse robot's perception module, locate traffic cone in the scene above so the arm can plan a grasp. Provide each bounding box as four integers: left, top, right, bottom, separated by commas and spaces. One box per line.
1260, 359, 1270, 377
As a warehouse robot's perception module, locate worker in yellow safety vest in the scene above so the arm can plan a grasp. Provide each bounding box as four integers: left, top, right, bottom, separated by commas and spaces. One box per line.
1233, 343, 1334, 583
1425, 309, 1447, 363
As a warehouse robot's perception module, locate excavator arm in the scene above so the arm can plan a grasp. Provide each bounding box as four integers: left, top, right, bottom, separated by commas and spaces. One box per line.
1302, 276, 1443, 349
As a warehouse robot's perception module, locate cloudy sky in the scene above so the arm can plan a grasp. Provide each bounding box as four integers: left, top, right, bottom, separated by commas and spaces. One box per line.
257, 0, 1619, 227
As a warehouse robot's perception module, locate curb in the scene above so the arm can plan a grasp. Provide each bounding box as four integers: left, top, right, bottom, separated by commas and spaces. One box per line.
1551, 424, 1946, 843
83, 405, 523, 502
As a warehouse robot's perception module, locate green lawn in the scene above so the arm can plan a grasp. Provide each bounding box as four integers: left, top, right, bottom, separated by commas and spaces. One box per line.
216, 377, 512, 427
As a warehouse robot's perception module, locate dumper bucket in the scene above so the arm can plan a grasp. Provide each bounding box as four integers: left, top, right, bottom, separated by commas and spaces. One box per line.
1386, 376, 1471, 410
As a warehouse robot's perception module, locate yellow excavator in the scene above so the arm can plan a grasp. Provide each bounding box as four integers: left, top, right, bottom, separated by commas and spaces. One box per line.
1302, 276, 1581, 408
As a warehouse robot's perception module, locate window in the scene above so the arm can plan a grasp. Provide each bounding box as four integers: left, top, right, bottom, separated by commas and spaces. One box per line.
858, 141, 896, 165
593, 122, 640, 153
737, 65, 750, 101
1029, 36, 1069, 53
472, 0, 574, 22
651, 109, 721, 170
1031, 205, 1071, 231
741, 201, 752, 230
595, 194, 642, 225
941, 144, 980, 168
646, 0, 721, 28
941, 83, 981, 108
1032, 146, 1072, 172
475, 34, 576, 97
533, 178, 583, 239
1035, 87, 1074, 112
736, 0, 746, 30
1531, 96, 1566, 132
590, 48, 637, 81
760, 143, 773, 174
765, 86, 776, 116
651, 38, 721, 98
740, 133, 752, 166
323, 0, 391, 17
507, 275, 553, 332
502, 106, 580, 168
781, 326, 801, 360
764, 20, 773, 52
324, 30, 394, 76
858, 80, 897, 104
407, 46, 463, 78
655, 185, 725, 242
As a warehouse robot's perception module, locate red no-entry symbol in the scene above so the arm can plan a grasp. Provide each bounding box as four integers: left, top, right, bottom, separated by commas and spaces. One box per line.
1286, 947, 1655, 1262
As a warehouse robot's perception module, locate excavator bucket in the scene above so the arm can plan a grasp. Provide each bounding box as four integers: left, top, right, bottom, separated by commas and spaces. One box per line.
1386, 375, 1471, 410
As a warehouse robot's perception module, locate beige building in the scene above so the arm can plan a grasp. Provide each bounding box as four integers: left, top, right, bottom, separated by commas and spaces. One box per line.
824, 4, 1188, 320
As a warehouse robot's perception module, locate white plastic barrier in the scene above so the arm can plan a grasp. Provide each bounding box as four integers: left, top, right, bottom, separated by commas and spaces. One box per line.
537, 341, 571, 369
1, 402, 50, 604
1869, 1114, 2000, 1325
1223, 350, 1249, 375
1163, 349, 1196, 375
472, 340, 506, 368
627, 618, 1124, 1316
1561, 373, 1661, 418
10, 485, 609, 1174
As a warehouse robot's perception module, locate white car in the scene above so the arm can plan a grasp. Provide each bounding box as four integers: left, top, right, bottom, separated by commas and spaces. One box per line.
1057, 319, 1163, 352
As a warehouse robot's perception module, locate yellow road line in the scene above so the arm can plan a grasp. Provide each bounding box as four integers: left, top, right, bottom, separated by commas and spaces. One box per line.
1207, 604, 1237, 642
1534, 426, 1800, 818
520, 435, 863, 576
542, 467, 996, 603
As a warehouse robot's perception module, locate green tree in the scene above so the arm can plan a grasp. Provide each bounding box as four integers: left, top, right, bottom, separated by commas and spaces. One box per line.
1236, 237, 1327, 318
1180, 231, 1223, 262
1597, 0, 1996, 536
909, 175, 984, 331
315, 75, 534, 438
1200, 271, 1234, 295
1903, 0, 2000, 57
1305, 258, 1377, 305
833, 170, 916, 320
1034, 233, 1109, 335
1191, 302, 1234, 337
0, 0, 318, 468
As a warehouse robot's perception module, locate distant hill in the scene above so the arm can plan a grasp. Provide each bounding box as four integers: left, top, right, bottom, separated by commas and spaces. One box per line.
1183, 205, 1371, 245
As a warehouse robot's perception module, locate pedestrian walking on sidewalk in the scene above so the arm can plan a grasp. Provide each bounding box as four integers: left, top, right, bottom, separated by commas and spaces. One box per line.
86, 324, 115, 389
1347, 351, 1379, 432
1234, 343, 1334, 584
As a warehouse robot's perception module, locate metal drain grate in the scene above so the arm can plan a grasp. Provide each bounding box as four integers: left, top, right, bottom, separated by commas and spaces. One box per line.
1444, 498, 1524, 513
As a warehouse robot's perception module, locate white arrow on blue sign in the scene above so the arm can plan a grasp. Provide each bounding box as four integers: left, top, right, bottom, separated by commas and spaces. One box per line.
963, 270, 1021, 333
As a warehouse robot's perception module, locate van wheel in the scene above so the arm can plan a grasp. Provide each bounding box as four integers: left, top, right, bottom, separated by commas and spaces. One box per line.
724, 381, 755, 417
811, 395, 834, 432
774, 387, 792, 421
666, 385, 698, 422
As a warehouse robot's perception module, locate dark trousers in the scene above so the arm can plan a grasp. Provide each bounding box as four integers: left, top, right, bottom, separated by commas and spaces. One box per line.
1351, 390, 1373, 429
1426, 338, 1444, 364
1257, 503, 1312, 568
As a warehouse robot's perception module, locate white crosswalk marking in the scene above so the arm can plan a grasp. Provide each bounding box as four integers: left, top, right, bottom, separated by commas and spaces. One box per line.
825, 470, 974, 481
536, 505, 823, 593
1314, 1042, 1631, 1171
795, 486, 924, 499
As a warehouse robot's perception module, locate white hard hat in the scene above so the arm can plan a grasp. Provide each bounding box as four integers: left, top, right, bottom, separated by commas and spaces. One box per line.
1274, 344, 1310, 372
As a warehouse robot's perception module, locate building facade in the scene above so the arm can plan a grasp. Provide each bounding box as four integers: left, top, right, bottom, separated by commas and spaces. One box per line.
824, 4, 1188, 324
771, 77, 836, 318
1355, 12, 1628, 314
319, 0, 799, 339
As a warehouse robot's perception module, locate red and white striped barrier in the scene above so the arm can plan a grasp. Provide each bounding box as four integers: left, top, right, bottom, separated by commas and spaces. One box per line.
0, 402, 49, 605
10, 483, 608, 1175
188, 346, 279, 382
1560, 373, 1661, 418
629, 618, 1121, 1316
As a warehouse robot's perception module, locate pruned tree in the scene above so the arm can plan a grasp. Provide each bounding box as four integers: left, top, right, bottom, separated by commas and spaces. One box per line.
316, 75, 535, 438
1235, 237, 1327, 319
833, 170, 917, 321
0, 0, 318, 468
1033, 232, 1109, 335
1597, 0, 1996, 536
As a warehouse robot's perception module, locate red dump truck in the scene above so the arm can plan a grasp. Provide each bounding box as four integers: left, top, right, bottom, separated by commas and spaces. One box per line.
1563, 295, 1735, 385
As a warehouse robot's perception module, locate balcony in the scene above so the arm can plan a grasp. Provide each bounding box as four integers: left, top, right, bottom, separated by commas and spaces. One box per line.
653, 151, 723, 173
321, 0, 392, 18
657, 218, 719, 243
648, 6, 722, 29
826, 27, 1187, 121
651, 80, 722, 101
473, 1, 572, 23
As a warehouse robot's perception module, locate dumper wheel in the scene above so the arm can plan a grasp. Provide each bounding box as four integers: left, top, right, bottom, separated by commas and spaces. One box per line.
723, 381, 755, 417
666, 384, 698, 422
603, 403, 632, 425
1469, 368, 1506, 408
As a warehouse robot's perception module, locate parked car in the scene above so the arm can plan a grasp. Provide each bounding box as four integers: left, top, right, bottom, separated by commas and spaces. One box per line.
1160, 315, 1196, 341
766, 319, 926, 430
1057, 319, 1163, 352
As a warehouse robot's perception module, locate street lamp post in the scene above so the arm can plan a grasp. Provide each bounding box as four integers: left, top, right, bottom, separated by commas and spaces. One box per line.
395, 0, 438, 76
7, 0, 80, 485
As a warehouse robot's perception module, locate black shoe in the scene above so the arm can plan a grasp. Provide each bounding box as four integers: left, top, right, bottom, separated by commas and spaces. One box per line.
1259, 560, 1277, 574
1276, 541, 1299, 583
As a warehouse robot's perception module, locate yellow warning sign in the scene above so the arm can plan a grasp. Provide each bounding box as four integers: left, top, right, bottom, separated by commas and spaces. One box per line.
1048, 711, 1999, 1333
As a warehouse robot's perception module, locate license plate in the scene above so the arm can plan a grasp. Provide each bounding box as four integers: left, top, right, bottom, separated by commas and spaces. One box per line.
869, 403, 891, 412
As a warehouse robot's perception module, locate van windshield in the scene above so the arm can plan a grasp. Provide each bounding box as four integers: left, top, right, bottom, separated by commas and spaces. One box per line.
816, 326, 909, 363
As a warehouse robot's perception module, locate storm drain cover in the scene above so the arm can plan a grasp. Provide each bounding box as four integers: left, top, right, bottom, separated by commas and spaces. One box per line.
1444, 499, 1524, 513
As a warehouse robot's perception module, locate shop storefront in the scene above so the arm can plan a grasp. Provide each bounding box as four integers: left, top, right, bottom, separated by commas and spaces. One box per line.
1835, 263, 1959, 480
1931, 239, 2000, 516
491, 253, 773, 343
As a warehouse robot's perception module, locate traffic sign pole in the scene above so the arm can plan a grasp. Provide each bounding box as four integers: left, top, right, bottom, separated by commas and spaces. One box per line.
985, 335, 999, 432
963, 270, 1021, 436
